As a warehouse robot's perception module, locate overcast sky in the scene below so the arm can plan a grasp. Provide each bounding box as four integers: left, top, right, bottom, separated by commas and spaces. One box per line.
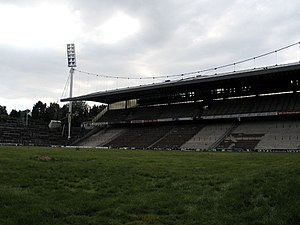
1, 0, 300, 112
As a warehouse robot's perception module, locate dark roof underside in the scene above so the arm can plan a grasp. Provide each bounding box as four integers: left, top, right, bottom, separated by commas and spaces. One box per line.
61, 63, 300, 105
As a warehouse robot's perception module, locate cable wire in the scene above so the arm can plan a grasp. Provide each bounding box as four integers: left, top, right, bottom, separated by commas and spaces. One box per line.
74, 41, 300, 80
58, 73, 71, 103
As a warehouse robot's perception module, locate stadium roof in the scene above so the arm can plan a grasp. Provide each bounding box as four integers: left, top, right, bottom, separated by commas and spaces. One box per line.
61, 63, 300, 105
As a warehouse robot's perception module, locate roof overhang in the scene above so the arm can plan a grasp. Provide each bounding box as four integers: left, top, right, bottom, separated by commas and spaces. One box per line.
61, 63, 300, 104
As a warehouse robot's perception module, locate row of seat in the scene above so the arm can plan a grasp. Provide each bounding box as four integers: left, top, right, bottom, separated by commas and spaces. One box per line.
203, 93, 300, 116
98, 93, 300, 124
78, 119, 300, 150
0, 119, 84, 146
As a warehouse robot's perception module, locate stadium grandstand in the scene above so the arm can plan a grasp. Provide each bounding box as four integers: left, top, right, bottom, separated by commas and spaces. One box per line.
0, 116, 85, 146
61, 62, 300, 151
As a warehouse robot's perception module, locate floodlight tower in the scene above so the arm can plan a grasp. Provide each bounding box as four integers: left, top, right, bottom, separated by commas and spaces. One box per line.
66, 43, 76, 140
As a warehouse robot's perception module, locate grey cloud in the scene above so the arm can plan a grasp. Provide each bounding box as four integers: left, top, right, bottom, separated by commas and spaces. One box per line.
1, 0, 300, 111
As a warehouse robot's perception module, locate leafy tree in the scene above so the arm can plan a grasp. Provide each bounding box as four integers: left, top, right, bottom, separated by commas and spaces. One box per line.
56, 102, 90, 126
45, 102, 61, 121
6, 100, 102, 127
0, 105, 8, 115
60, 104, 69, 121
10, 109, 20, 118
32, 101, 47, 120
71, 101, 90, 126
89, 104, 106, 118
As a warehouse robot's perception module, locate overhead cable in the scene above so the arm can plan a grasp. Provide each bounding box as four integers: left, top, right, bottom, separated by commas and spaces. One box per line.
74, 41, 300, 80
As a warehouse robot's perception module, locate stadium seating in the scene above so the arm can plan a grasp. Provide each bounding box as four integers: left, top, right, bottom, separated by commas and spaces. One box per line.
202, 93, 300, 116
2, 92, 300, 150
104, 124, 174, 149
76, 92, 300, 151
181, 123, 235, 150
255, 120, 300, 149
150, 123, 203, 150
0, 117, 84, 146
217, 120, 300, 150
78, 127, 125, 147
98, 102, 202, 123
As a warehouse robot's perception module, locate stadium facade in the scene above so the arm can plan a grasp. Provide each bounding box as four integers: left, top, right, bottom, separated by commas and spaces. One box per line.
61, 63, 300, 151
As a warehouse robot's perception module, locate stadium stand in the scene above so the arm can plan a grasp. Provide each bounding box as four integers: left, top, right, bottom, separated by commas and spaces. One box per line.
218, 120, 272, 150
202, 92, 300, 117
0, 117, 84, 146
78, 127, 125, 147
5, 64, 300, 149
150, 123, 203, 150
104, 124, 174, 149
181, 123, 235, 150
255, 120, 300, 150
98, 102, 202, 123
217, 119, 300, 150
56, 63, 300, 151
60, 64, 300, 150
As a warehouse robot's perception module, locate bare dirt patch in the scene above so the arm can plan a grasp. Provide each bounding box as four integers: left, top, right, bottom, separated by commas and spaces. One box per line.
34, 155, 53, 162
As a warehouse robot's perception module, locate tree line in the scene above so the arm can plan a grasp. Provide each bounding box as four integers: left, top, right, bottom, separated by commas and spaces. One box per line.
0, 101, 106, 126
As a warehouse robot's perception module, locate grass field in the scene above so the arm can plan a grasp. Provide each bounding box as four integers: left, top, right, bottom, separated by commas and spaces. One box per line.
0, 146, 299, 225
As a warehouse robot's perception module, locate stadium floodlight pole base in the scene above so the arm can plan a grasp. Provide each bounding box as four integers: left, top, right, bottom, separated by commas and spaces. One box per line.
68, 68, 74, 140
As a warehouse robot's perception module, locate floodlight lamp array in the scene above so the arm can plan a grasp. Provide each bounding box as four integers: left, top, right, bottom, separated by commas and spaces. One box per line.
67, 43, 76, 67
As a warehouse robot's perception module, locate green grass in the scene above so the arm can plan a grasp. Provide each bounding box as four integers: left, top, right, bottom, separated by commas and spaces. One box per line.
0, 146, 299, 225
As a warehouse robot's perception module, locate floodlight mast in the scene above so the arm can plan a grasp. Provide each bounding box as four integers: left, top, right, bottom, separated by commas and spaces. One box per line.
67, 43, 76, 140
